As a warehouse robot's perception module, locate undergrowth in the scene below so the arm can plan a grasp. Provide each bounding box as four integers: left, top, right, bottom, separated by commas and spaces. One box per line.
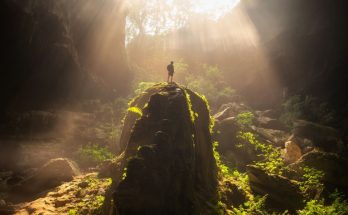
298, 192, 348, 215
76, 144, 114, 167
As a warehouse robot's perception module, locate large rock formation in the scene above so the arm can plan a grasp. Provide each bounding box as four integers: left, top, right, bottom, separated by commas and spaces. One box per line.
113, 83, 218, 215
0, 0, 130, 112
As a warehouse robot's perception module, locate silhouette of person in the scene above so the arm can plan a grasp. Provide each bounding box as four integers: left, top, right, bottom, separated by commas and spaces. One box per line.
167, 61, 174, 83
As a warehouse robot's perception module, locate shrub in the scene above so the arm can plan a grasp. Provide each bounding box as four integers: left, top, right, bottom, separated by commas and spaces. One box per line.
298, 192, 348, 215
236, 112, 254, 127
237, 131, 286, 175
77, 144, 114, 167
299, 166, 325, 198
280, 95, 336, 128
232, 195, 270, 215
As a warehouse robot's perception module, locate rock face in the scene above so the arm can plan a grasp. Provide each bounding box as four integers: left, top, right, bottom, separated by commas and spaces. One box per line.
0, 0, 130, 112
114, 83, 218, 215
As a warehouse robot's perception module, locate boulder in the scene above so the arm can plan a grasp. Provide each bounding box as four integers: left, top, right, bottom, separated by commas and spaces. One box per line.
214, 107, 234, 122
215, 102, 251, 121
255, 109, 281, 119
293, 151, 348, 194
247, 165, 304, 211
282, 141, 302, 164
255, 116, 287, 131
254, 127, 290, 147
293, 120, 342, 152
12, 158, 80, 197
114, 84, 218, 215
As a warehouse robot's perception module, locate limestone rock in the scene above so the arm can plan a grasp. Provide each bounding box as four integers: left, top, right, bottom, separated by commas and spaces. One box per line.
255, 115, 287, 131
293, 151, 348, 194
215, 102, 251, 121
13, 158, 80, 197
293, 120, 342, 152
114, 83, 218, 215
282, 141, 302, 164
254, 127, 290, 147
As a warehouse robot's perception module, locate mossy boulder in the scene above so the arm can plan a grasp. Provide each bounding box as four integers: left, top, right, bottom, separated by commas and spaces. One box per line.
247, 165, 305, 212
114, 83, 218, 215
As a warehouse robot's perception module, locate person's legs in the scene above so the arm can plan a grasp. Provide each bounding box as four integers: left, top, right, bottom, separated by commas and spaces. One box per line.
170, 75, 173, 83
167, 74, 170, 83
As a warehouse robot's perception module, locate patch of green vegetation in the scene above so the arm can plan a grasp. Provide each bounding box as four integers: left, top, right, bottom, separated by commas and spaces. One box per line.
213, 140, 257, 214
298, 192, 348, 215
77, 144, 114, 167
236, 111, 254, 127
299, 166, 325, 198
68, 174, 112, 215
76, 98, 126, 152
237, 131, 286, 175
68, 209, 78, 215
183, 89, 198, 123
212, 200, 229, 215
127, 106, 143, 117
280, 95, 336, 128
213, 141, 230, 178
232, 196, 271, 215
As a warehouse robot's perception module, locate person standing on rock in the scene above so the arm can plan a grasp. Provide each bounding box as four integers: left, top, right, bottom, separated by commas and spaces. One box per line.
167, 61, 174, 83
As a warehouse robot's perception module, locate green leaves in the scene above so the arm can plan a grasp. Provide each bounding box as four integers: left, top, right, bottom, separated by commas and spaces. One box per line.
299, 166, 325, 198
236, 112, 254, 127
298, 192, 348, 215
237, 131, 285, 175
77, 144, 114, 167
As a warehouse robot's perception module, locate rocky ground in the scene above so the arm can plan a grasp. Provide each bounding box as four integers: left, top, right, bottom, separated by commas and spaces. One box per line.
13, 173, 111, 215
0, 102, 123, 215
213, 100, 348, 213
0, 157, 112, 215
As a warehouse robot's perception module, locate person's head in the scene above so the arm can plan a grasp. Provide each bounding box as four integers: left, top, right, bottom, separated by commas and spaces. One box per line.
171, 61, 174, 64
